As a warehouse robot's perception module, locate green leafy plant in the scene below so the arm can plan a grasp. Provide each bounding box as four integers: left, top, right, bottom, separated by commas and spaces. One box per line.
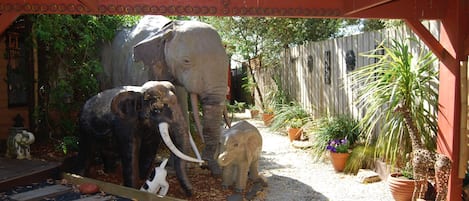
344, 145, 376, 174
270, 102, 310, 132
306, 115, 361, 159
349, 37, 438, 168
56, 135, 79, 155
30, 15, 140, 139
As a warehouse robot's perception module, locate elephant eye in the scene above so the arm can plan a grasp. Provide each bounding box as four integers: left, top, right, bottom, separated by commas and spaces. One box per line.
233, 143, 239, 147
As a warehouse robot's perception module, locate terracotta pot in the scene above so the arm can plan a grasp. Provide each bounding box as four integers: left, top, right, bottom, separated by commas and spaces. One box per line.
330, 152, 350, 172
288, 127, 302, 142
262, 113, 274, 126
387, 173, 421, 201
250, 109, 260, 118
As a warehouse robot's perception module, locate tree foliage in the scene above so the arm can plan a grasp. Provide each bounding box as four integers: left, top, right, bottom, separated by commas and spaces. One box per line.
29, 14, 140, 138
200, 17, 352, 68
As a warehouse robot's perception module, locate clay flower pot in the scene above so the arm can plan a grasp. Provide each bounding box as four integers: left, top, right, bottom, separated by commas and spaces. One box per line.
250, 109, 260, 118
387, 173, 421, 201
262, 113, 274, 126
287, 127, 302, 142
329, 152, 350, 172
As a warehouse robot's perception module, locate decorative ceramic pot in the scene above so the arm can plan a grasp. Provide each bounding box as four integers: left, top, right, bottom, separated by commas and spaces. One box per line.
387, 173, 420, 201
330, 152, 350, 172
262, 113, 274, 126
287, 127, 302, 142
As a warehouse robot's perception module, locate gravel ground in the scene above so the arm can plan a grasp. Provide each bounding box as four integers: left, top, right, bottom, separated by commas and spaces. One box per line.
234, 113, 394, 201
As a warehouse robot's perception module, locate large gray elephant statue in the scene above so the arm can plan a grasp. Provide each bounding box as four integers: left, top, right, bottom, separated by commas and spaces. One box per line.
100, 15, 228, 175
75, 81, 202, 196
217, 120, 263, 192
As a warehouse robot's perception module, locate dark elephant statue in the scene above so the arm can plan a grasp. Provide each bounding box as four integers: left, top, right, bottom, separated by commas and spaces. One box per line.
118, 15, 228, 175
75, 81, 202, 196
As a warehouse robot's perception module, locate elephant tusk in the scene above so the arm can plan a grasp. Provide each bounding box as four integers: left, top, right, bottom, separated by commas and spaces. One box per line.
188, 131, 202, 165
190, 93, 204, 143
158, 122, 204, 163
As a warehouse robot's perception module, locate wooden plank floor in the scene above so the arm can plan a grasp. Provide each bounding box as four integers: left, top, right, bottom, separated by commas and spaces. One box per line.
0, 157, 61, 191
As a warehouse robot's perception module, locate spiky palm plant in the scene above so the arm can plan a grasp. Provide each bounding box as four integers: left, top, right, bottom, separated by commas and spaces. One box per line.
349, 37, 438, 167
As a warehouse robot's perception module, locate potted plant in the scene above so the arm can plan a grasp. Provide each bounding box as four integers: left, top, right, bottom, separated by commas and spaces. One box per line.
269, 102, 310, 139
350, 38, 438, 198
247, 105, 260, 119
306, 115, 361, 161
326, 138, 350, 172
286, 118, 305, 142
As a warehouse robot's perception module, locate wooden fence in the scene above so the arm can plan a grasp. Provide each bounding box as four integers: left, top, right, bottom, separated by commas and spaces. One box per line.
254, 21, 440, 120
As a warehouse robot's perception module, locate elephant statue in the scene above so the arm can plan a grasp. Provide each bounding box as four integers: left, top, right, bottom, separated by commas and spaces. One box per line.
6, 130, 35, 160
100, 15, 229, 175
217, 120, 263, 192
75, 81, 202, 196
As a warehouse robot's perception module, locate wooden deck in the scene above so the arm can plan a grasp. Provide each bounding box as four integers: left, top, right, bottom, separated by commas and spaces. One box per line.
0, 157, 61, 191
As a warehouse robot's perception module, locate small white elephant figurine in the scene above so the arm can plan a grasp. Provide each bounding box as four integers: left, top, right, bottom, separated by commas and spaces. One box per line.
140, 158, 169, 196
13, 130, 35, 160
217, 120, 263, 193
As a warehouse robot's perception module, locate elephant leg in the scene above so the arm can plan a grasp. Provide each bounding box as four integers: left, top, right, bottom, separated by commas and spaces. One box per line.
222, 165, 235, 188
115, 125, 141, 188
249, 159, 260, 180
202, 104, 223, 176
235, 163, 249, 192
139, 140, 159, 179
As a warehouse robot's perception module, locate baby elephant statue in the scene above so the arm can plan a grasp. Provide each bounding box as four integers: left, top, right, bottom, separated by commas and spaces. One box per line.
6, 130, 35, 160
217, 120, 263, 193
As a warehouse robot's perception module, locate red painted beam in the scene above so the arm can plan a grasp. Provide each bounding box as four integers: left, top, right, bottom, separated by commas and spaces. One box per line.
0, 12, 20, 35
78, 0, 98, 12
404, 18, 450, 62
344, 0, 447, 19
0, 0, 445, 19
343, 0, 394, 16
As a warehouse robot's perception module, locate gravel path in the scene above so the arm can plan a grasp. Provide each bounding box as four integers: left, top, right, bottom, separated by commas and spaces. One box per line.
237, 116, 395, 201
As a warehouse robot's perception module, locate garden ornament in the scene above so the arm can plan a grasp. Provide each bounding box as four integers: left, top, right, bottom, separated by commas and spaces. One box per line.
8, 130, 35, 160
140, 158, 169, 196
394, 103, 452, 201
217, 120, 263, 193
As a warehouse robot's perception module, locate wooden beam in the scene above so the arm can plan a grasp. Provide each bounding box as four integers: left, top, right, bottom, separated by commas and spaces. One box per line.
78, 0, 98, 12
62, 173, 185, 201
460, 60, 468, 179
404, 18, 451, 63
0, 0, 445, 19
343, 0, 394, 16
0, 12, 20, 35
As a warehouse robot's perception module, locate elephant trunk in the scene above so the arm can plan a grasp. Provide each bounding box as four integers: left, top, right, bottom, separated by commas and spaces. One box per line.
201, 103, 224, 175
158, 122, 204, 163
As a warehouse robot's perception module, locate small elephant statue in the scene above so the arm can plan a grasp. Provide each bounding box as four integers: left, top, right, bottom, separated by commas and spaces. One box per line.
6, 130, 35, 160
217, 120, 263, 192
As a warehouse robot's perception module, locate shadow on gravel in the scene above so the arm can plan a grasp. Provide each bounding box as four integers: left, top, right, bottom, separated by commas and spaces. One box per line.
258, 156, 328, 201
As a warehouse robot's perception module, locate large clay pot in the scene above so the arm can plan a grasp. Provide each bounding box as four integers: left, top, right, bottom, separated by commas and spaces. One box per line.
330, 152, 350, 172
387, 173, 419, 201
262, 113, 274, 126
288, 127, 302, 142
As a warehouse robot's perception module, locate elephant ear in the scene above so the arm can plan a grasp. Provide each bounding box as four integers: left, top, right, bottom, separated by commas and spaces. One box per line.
111, 91, 143, 119
133, 22, 175, 81
244, 130, 262, 163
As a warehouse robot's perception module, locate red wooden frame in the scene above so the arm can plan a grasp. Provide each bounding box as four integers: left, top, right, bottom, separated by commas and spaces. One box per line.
0, 1, 468, 200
